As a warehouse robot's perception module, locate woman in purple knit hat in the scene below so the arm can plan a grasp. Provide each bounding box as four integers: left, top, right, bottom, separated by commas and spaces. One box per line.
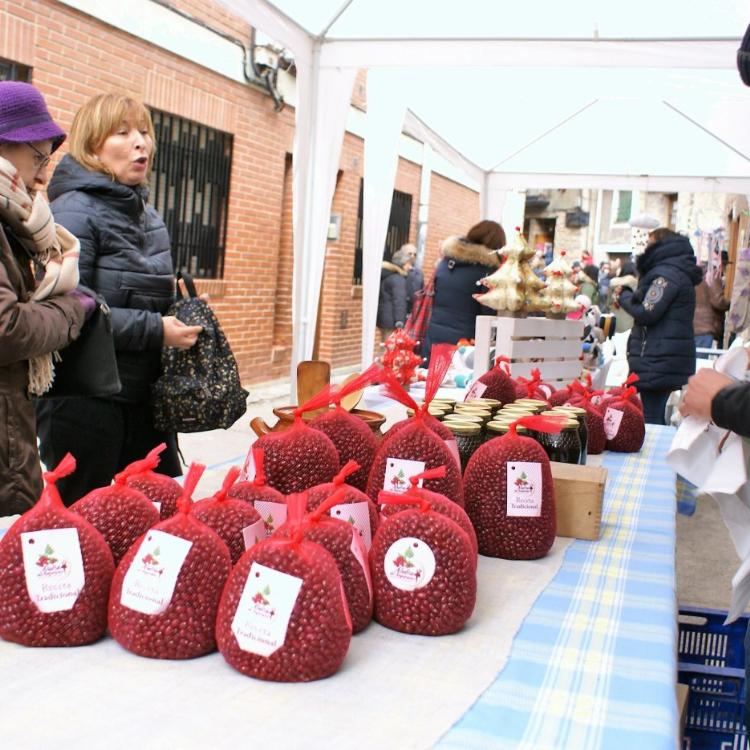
0, 81, 92, 515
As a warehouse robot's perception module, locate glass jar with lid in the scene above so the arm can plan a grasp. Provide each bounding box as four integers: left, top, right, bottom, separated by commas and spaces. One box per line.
537, 413, 581, 464
551, 405, 588, 464
444, 420, 484, 472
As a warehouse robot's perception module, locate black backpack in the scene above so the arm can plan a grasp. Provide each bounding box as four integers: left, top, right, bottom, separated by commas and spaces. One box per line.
152, 273, 248, 432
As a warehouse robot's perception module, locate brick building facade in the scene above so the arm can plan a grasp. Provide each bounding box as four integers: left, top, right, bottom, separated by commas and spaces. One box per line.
0, 0, 480, 383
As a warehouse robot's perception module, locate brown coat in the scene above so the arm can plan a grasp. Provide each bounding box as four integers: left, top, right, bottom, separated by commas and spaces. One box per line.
693, 275, 730, 340
0, 223, 84, 516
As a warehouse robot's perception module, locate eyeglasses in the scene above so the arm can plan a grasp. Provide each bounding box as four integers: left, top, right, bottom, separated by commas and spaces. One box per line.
26, 142, 52, 170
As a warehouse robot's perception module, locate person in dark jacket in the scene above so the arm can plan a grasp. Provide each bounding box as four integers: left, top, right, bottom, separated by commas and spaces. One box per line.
377, 247, 412, 340
616, 228, 703, 424
36, 94, 202, 505
401, 243, 423, 312
422, 220, 503, 361
0, 82, 88, 515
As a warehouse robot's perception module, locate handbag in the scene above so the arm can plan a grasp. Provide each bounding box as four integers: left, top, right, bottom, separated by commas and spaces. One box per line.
403, 272, 435, 354
40, 287, 121, 399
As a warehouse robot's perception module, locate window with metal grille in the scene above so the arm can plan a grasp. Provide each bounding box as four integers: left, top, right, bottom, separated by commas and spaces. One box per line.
353, 180, 413, 284
149, 109, 233, 278
0, 58, 31, 82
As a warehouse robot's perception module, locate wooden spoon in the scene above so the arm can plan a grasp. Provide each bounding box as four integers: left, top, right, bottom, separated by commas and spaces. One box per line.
296, 360, 331, 417
339, 372, 365, 412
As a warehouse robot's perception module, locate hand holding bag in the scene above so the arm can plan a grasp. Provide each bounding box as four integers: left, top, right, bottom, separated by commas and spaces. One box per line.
40, 287, 121, 399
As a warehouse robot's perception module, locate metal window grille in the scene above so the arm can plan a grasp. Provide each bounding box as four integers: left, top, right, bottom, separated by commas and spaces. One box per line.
149, 109, 233, 278
0, 58, 31, 82
353, 180, 413, 284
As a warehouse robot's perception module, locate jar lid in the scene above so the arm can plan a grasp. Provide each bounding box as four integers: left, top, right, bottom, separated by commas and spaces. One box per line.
443, 413, 484, 425
406, 406, 446, 417
514, 398, 549, 406
540, 412, 579, 429
486, 421, 527, 434
465, 398, 502, 407
552, 405, 586, 417
444, 420, 482, 436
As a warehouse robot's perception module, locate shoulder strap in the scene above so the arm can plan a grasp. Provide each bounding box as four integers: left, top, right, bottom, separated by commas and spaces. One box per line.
175, 271, 199, 300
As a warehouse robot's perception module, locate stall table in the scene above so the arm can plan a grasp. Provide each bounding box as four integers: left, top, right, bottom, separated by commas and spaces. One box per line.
0, 425, 678, 749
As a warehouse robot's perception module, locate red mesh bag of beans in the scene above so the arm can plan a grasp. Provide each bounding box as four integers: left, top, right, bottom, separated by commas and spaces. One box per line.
70, 453, 161, 565
228, 448, 289, 537
514, 367, 553, 403
367, 344, 464, 506
108, 464, 232, 659
252, 389, 340, 494
474, 355, 517, 404
309, 365, 382, 492
464, 415, 565, 560
604, 373, 644, 413
379, 467, 477, 565
566, 383, 606, 455
371, 480, 477, 635
124, 444, 183, 520
306, 460, 379, 550
0, 454, 114, 647
216, 513, 352, 681
276, 490, 372, 634
602, 386, 646, 453
192, 467, 263, 565
549, 378, 578, 407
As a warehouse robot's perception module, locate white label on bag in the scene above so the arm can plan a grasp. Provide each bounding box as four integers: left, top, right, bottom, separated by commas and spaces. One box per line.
21, 528, 85, 613
383, 458, 425, 494
253, 500, 287, 537
538, 384, 553, 399
329, 501, 372, 550
603, 408, 624, 440
351, 528, 373, 599
464, 381, 487, 401
231, 562, 303, 657
506, 462, 543, 517
120, 530, 192, 615
242, 519, 267, 550
384, 537, 435, 591
239, 449, 255, 482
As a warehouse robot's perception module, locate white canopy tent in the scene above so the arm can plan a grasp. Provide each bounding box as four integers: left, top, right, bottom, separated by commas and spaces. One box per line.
218, 0, 750, 381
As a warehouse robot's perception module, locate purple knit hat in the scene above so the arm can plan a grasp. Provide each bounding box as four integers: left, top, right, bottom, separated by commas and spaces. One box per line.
0, 82, 66, 151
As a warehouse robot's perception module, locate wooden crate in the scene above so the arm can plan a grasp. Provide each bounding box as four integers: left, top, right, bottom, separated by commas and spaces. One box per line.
551, 461, 607, 541
474, 315, 584, 387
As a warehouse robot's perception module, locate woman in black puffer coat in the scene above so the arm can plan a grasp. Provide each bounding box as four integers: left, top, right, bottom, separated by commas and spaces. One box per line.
422, 220, 503, 362
617, 228, 703, 424
36, 94, 202, 504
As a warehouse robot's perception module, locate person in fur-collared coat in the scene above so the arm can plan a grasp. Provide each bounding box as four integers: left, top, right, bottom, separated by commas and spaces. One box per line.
422, 220, 504, 362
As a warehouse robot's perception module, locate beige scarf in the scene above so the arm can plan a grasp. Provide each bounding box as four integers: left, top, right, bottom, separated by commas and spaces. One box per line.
0, 155, 81, 394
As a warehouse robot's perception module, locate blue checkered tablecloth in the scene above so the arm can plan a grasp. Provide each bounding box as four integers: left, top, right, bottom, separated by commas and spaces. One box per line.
437, 424, 678, 749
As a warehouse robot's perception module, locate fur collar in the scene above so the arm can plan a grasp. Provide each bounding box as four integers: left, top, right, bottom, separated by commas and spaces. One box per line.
381, 261, 407, 276
441, 236, 500, 269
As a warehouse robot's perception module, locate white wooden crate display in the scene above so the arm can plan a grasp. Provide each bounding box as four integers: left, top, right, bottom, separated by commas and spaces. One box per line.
473, 315, 584, 386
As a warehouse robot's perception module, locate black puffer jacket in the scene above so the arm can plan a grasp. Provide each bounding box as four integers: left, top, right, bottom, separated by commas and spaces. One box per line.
48, 155, 174, 402
619, 234, 703, 391
377, 261, 410, 329
423, 236, 500, 360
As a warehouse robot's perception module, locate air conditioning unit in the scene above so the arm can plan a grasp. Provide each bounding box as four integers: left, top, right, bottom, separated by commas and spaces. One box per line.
565, 209, 590, 228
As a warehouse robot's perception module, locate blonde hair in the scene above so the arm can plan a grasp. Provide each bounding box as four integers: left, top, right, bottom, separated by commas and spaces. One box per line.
67, 94, 156, 182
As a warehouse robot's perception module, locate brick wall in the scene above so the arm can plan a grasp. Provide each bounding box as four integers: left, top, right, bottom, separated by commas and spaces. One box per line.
1, 1, 479, 383
423, 172, 481, 273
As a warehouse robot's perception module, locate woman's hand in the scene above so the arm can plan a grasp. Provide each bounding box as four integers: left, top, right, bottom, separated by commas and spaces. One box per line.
162, 316, 202, 349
